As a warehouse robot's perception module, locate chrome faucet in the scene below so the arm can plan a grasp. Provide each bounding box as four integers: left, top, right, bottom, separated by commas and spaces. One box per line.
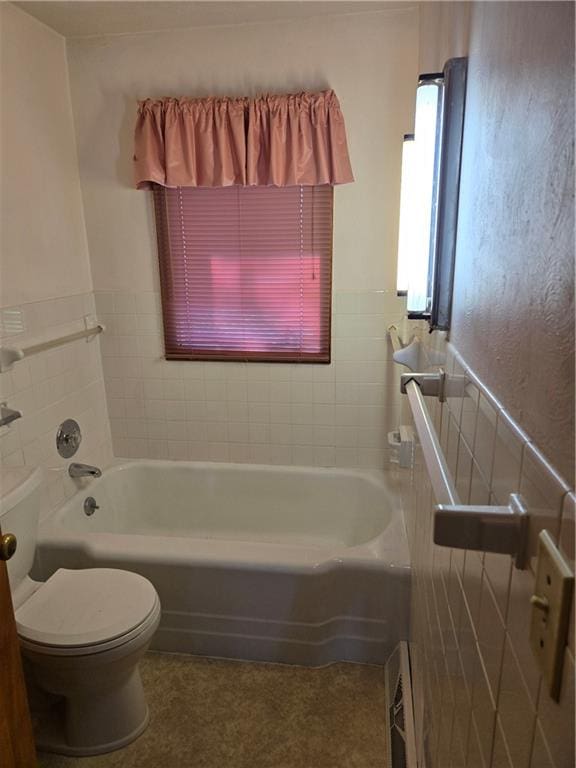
68, 463, 102, 479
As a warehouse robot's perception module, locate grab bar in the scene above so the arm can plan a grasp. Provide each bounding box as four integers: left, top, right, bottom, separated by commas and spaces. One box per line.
403, 376, 456, 506
399, 370, 529, 569
0, 324, 104, 372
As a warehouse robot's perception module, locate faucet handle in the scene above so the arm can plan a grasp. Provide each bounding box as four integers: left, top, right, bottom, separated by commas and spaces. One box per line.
56, 419, 82, 458
84, 497, 100, 516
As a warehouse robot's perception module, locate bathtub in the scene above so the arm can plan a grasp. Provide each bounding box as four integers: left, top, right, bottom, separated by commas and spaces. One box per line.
35, 460, 410, 666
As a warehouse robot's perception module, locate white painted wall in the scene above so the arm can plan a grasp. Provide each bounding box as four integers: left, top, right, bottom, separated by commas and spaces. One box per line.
66, 7, 419, 293
0, 4, 112, 508
418, 0, 470, 73
0, 3, 93, 307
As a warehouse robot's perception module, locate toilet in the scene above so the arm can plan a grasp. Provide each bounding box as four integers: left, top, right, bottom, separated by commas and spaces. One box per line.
0, 466, 161, 756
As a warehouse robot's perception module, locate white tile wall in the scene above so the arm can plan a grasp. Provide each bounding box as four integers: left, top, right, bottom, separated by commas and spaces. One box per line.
403, 334, 575, 768
95, 288, 408, 469
0, 293, 113, 518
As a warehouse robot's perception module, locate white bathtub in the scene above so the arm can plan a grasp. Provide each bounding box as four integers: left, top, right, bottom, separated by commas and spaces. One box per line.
36, 460, 410, 666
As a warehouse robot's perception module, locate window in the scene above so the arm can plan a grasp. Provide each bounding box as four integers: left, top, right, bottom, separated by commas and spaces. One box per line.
396, 57, 468, 329
153, 184, 333, 363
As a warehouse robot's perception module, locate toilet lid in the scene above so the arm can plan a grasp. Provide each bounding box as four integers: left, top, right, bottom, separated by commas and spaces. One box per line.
16, 568, 159, 649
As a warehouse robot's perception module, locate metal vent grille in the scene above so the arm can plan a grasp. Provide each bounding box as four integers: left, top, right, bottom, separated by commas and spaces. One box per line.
385, 642, 417, 768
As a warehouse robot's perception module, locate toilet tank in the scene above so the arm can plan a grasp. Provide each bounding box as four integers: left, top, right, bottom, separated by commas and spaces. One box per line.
0, 467, 44, 592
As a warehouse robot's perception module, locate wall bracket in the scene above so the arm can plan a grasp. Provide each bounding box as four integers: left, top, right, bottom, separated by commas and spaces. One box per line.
401, 371, 446, 401
434, 493, 529, 569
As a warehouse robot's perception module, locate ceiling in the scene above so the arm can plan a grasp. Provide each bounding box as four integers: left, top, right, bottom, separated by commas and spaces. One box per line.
15, 1, 412, 38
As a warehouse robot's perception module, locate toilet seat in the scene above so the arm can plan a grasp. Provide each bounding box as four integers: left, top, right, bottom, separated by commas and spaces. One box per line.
16, 568, 160, 656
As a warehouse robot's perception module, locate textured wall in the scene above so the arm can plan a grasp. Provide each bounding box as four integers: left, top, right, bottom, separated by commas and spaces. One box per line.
450, 1, 575, 482
404, 3, 575, 767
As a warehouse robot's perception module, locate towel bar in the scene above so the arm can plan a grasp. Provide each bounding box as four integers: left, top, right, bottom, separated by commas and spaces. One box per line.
0, 324, 104, 372
400, 369, 528, 568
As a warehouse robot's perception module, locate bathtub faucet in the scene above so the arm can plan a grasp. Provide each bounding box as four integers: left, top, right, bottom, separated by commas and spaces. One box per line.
69, 462, 102, 479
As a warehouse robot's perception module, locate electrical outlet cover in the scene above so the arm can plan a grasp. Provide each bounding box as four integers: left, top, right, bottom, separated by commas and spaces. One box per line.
529, 529, 574, 701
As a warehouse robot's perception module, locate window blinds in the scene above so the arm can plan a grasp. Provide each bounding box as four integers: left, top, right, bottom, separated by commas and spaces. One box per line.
153, 184, 333, 363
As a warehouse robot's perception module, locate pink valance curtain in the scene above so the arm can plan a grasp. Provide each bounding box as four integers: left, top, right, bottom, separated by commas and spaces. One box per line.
134, 90, 354, 189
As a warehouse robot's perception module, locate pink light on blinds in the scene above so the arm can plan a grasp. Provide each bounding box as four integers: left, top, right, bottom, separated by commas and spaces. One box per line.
153, 184, 333, 362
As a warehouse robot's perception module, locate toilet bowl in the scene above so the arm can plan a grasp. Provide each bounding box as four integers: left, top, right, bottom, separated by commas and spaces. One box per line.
0, 467, 161, 756
18, 567, 161, 755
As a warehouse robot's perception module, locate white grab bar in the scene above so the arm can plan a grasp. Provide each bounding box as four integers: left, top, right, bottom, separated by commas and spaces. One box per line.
404, 377, 458, 506
0, 324, 104, 372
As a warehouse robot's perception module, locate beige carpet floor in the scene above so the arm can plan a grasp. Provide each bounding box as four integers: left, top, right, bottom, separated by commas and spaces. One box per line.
37, 652, 388, 768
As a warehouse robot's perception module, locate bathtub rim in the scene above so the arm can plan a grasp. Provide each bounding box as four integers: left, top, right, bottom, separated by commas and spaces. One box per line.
38, 459, 411, 574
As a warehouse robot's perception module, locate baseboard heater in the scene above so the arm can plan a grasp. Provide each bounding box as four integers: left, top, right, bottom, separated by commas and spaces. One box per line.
385, 641, 417, 768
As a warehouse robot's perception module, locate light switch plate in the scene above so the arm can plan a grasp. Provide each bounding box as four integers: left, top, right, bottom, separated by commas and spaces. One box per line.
530, 529, 574, 701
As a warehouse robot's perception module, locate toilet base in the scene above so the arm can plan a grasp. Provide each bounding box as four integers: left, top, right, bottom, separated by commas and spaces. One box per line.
35, 700, 150, 756
26, 643, 156, 756
22, 596, 161, 756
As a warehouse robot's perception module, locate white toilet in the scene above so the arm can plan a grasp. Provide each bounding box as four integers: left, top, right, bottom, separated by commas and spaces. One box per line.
0, 466, 161, 756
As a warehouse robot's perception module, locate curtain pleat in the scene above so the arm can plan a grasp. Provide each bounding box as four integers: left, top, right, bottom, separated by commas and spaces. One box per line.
134, 90, 353, 189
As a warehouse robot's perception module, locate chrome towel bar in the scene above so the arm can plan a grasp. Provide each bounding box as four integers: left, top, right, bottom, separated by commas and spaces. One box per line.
400, 369, 528, 569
